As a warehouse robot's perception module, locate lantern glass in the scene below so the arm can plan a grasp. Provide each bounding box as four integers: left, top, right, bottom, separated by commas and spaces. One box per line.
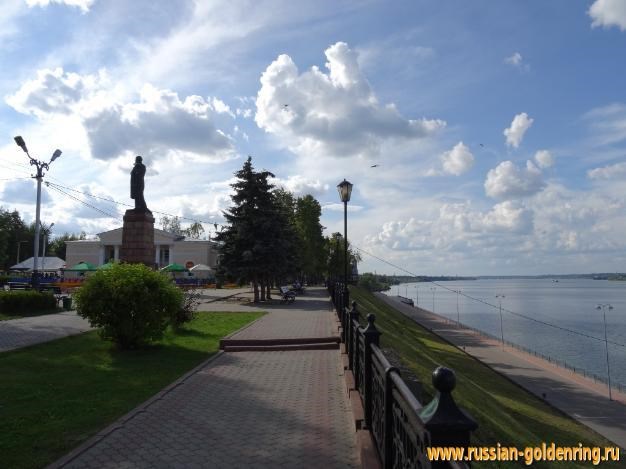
337, 179, 353, 203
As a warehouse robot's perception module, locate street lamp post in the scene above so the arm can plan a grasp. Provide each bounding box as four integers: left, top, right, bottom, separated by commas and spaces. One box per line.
14, 136, 62, 289
415, 285, 419, 307
496, 294, 505, 346
456, 289, 461, 326
596, 303, 614, 401
337, 179, 353, 311
430, 286, 436, 313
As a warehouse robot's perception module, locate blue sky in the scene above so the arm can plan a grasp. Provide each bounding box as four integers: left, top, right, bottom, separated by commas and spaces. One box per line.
1, 0, 626, 275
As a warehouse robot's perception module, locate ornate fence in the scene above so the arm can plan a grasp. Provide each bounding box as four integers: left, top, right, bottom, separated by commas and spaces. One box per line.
329, 282, 477, 469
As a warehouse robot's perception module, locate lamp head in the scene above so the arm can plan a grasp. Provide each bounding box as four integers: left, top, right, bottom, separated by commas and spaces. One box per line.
337, 179, 353, 203
51, 149, 62, 162
14, 136, 27, 153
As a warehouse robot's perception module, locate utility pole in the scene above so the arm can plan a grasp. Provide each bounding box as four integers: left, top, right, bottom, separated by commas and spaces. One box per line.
13, 136, 62, 289
496, 294, 506, 346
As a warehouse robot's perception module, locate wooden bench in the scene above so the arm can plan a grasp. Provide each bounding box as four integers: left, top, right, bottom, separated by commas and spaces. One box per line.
8, 282, 31, 291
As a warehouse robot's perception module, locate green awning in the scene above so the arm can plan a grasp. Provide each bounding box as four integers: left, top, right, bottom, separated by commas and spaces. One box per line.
66, 261, 98, 271
159, 263, 187, 272
97, 261, 116, 270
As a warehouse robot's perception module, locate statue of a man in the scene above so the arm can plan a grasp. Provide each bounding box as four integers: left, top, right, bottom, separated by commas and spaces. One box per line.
130, 155, 148, 211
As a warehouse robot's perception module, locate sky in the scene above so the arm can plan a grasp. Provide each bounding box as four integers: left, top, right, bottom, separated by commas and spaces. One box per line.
1, 0, 626, 276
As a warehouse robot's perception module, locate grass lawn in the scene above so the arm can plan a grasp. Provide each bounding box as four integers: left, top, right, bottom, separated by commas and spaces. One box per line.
350, 287, 622, 468
0, 311, 263, 469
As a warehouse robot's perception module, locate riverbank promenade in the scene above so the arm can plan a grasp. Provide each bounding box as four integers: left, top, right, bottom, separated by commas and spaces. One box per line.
49, 287, 358, 468
378, 293, 626, 450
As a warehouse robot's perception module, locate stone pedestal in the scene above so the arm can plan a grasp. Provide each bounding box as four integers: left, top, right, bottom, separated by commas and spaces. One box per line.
120, 209, 155, 267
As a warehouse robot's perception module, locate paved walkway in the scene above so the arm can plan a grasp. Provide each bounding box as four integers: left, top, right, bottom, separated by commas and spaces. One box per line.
378, 293, 626, 450
51, 288, 358, 468
0, 311, 92, 352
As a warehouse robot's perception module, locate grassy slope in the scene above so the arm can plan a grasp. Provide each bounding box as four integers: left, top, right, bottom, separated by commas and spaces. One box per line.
0, 311, 263, 469
350, 287, 621, 468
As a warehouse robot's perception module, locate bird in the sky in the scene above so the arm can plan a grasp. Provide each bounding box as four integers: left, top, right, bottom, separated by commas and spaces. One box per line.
371, 164, 379, 168
479, 143, 484, 147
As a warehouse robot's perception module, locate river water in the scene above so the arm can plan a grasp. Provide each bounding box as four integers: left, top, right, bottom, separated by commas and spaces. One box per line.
386, 279, 626, 389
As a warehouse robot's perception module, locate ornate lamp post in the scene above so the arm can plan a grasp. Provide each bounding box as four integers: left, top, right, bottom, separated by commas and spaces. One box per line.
14, 136, 62, 288
596, 303, 614, 400
496, 294, 506, 346
337, 179, 353, 310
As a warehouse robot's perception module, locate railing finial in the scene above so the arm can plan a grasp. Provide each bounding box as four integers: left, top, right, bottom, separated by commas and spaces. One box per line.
432, 366, 456, 393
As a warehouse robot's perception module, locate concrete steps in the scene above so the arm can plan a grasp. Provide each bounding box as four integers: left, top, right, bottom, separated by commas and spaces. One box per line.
220, 336, 341, 352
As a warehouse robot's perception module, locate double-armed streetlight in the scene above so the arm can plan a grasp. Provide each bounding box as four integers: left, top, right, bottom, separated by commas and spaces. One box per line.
14, 136, 62, 287
496, 294, 506, 346
596, 303, 614, 400
337, 179, 353, 310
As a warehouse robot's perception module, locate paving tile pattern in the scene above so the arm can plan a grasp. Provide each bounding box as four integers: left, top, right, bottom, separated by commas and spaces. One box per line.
230, 307, 337, 340
0, 312, 92, 352
62, 350, 358, 469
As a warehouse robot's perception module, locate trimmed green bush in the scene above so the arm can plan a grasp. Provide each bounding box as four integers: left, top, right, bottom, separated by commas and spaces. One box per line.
0, 291, 56, 314
74, 263, 183, 349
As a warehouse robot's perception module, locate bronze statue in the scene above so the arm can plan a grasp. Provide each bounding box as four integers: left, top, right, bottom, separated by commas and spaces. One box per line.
130, 155, 148, 211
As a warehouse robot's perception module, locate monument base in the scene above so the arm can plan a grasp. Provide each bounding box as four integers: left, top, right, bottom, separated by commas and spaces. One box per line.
120, 209, 155, 267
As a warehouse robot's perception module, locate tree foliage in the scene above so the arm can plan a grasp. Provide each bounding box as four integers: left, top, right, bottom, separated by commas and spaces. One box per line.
74, 263, 183, 349
216, 157, 298, 302
294, 195, 325, 282
0, 208, 34, 270
160, 216, 205, 239
48, 232, 86, 260
325, 232, 361, 282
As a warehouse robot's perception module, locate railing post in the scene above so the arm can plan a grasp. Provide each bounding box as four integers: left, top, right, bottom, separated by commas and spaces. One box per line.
383, 366, 399, 469
420, 367, 478, 467
347, 301, 359, 371
363, 313, 381, 430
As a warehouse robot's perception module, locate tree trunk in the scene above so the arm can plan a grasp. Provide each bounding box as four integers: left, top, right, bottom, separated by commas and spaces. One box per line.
253, 277, 259, 303
260, 279, 266, 301
266, 278, 272, 300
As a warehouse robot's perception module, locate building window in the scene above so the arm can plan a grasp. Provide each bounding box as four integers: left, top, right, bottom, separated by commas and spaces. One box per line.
104, 245, 115, 263
159, 247, 170, 267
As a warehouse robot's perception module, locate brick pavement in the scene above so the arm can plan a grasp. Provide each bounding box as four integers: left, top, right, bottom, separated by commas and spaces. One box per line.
0, 311, 92, 352
51, 287, 359, 468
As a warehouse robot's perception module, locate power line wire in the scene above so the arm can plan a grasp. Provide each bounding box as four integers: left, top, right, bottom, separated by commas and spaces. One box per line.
46, 184, 122, 220
45, 181, 224, 227
354, 245, 626, 348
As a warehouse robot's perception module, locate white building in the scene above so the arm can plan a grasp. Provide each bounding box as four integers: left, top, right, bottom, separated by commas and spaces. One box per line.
65, 228, 219, 270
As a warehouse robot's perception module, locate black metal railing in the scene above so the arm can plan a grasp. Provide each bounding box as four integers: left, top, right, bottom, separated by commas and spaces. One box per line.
329, 283, 477, 469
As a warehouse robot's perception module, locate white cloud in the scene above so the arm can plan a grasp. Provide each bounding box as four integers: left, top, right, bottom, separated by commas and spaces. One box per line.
589, 0, 626, 31
271, 175, 329, 197
6, 68, 236, 162
255, 42, 445, 159
26, 0, 95, 13
365, 200, 533, 253
503, 112, 533, 148
322, 203, 364, 212
587, 161, 626, 180
484, 160, 545, 199
481, 201, 533, 234
584, 103, 626, 146
440, 141, 474, 175
504, 52, 529, 71
534, 150, 554, 168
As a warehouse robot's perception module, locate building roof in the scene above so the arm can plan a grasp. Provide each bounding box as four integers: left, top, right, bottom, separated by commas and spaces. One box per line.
10, 256, 66, 271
